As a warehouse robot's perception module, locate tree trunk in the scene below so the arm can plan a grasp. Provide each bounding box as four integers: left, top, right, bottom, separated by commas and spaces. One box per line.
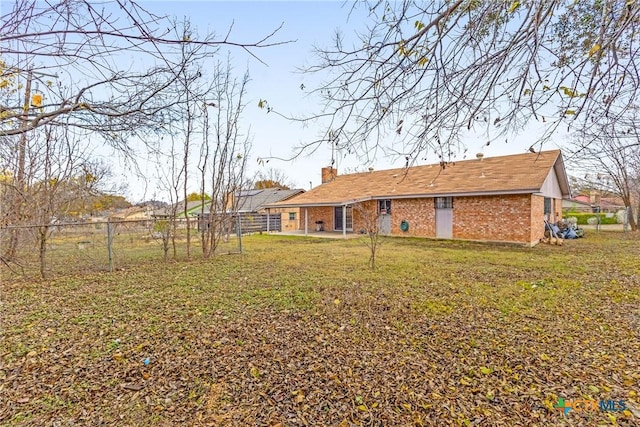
171, 220, 177, 259
4, 231, 19, 261
621, 194, 638, 231
163, 235, 169, 262
39, 226, 48, 279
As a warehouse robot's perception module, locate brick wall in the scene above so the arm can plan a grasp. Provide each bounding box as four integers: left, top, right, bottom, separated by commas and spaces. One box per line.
530, 196, 563, 244
554, 198, 563, 222
302, 194, 542, 245
531, 195, 545, 243
321, 167, 337, 183
299, 206, 335, 231
453, 194, 533, 244
388, 198, 436, 237
352, 201, 378, 233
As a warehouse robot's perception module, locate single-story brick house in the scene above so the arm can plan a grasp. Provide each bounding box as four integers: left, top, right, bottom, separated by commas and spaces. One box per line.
265, 150, 570, 246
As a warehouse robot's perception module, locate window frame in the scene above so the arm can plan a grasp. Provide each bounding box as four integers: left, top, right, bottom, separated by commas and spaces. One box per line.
434, 197, 453, 209
378, 199, 392, 215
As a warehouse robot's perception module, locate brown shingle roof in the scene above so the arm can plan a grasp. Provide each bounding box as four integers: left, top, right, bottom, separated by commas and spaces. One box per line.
236, 188, 305, 212
269, 150, 566, 207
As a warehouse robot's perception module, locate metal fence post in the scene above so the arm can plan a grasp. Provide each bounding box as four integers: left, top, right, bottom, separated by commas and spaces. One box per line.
236, 215, 243, 253
107, 221, 114, 272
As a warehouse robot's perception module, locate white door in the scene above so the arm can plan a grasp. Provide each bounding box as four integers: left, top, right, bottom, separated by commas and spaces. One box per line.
378, 214, 391, 235
435, 208, 453, 239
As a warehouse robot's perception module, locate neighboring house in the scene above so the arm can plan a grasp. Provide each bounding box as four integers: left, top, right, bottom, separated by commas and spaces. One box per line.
194, 188, 305, 233
562, 198, 593, 213
152, 200, 207, 220
109, 206, 153, 221
233, 188, 305, 231
571, 192, 625, 213
266, 150, 571, 246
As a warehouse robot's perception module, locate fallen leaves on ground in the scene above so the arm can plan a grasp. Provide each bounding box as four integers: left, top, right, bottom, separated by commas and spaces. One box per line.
1, 232, 639, 426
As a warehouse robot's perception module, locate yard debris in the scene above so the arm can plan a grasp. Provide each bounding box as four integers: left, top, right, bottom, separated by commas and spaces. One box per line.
543, 220, 584, 244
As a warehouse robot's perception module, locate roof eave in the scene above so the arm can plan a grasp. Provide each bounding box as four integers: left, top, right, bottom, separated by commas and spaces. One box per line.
373, 189, 540, 200
265, 189, 541, 208
553, 151, 572, 198
264, 198, 371, 209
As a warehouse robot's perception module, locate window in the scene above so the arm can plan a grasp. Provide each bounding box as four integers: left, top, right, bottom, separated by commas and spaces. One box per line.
378, 199, 392, 215
434, 197, 453, 209
544, 197, 551, 215
289, 212, 296, 221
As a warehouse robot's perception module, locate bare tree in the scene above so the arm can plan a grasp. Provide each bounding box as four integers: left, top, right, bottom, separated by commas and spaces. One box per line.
151, 219, 171, 263
0, 124, 109, 277
1, 0, 288, 260
198, 101, 213, 256
568, 106, 640, 231
157, 136, 183, 261
202, 61, 251, 258
264, 1, 639, 163
31, 131, 107, 277
353, 202, 384, 269
0, 0, 286, 139
174, 21, 208, 261
146, 164, 175, 263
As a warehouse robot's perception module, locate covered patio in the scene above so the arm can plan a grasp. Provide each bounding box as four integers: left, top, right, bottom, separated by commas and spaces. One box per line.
275, 228, 362, 239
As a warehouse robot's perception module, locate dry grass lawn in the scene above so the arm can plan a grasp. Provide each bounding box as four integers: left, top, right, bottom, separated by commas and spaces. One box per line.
1, 232, 639, 426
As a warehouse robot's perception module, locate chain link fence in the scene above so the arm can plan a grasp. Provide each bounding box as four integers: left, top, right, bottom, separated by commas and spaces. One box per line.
0, 218, 252, 278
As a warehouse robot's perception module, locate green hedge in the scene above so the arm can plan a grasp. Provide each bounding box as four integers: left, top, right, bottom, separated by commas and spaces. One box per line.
563, 212, 619, 225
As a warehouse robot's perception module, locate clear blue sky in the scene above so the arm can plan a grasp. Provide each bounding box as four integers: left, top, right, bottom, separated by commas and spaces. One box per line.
128, 1, 566, 200
125, 1, 379, 199
4, 1, 568, 201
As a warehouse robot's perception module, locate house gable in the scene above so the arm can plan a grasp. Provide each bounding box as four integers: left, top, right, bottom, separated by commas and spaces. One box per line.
540, 168, 564, 199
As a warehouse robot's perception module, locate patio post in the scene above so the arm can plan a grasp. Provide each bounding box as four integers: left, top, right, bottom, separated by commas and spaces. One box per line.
266, 209, 270, 233
304, 208, 308, 236
342, 205, 347, 239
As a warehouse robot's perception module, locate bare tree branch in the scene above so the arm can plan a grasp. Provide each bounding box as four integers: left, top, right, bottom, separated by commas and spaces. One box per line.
264, 0, 639, 164
0, 0, 290, 142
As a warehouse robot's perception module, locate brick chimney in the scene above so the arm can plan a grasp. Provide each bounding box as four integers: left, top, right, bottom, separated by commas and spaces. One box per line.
589, 189, 601, 205
321, 166, 337, 184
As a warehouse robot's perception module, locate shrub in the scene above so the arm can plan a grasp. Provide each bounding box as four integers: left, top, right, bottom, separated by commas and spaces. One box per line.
564, 212, 619, 225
